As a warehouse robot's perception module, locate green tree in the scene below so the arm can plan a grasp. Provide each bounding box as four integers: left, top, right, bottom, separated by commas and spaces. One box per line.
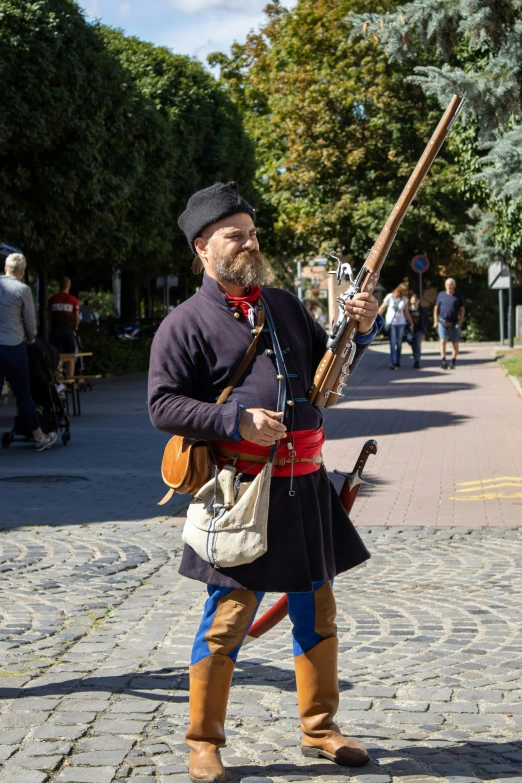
211, 0, 468, 290
0, 0, 147, 279
351, 0, 522, 273
0, 1, 255, 322
98, 25, 256, 315
98, 25, 254, 254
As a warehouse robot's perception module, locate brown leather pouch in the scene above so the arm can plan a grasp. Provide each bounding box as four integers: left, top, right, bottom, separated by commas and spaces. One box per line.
158, 437, 212, 504
158, 298, 265, 505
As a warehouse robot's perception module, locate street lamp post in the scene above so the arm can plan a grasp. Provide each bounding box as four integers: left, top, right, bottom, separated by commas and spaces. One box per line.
508, 267, 514, 348
499, 289, 505, 345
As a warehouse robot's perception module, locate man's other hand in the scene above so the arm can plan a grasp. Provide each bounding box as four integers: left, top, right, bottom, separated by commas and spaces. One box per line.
239, 408, 286, 446
344, 292, 379, 334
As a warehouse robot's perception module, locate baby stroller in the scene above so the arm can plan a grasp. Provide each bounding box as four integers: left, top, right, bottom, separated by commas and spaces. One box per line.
1, 338, 71, 448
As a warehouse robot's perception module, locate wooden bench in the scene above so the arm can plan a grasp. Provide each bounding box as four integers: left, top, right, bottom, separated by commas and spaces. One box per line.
61, 373, 101, 417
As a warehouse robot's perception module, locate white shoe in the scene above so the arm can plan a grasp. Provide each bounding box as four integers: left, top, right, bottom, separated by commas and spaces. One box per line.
35, 432, 57, 452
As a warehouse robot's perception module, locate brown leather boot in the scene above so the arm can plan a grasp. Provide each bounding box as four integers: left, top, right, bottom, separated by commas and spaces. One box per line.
185, 655, 235, 783
294, 637, 369, 767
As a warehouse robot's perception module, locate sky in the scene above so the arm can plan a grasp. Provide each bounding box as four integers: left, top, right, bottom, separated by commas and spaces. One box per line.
81, 0, 296, 65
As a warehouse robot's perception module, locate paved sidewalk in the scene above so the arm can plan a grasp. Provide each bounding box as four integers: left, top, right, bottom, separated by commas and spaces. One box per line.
2, 343, 520, 529
1, 343, 521, 783
0, 374, 187, 528
324, 343, 522, 527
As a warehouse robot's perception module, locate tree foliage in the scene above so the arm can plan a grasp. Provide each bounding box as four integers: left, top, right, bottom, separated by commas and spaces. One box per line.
351, 0, 522, 271
0, 0, 255, 294
98, 26, 256, 276
211, 0, 468, 289
0, 0, 142, 274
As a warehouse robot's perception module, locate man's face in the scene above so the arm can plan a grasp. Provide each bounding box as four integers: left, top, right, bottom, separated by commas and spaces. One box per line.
195, 213, 268, 288
445, 280, 456, 295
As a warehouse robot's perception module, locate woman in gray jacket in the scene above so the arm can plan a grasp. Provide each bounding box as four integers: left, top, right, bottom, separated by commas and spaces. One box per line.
0, 253, 56, 450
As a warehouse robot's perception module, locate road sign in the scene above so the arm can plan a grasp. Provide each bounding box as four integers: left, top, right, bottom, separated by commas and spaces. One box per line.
156, 275, 179, 289
488, 262, 510, 290
411, 254, 430, 274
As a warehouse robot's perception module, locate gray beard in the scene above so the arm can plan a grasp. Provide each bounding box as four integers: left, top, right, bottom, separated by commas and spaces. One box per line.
213, 249, 269, 289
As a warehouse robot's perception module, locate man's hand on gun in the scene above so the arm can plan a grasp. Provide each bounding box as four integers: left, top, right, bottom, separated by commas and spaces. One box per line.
239, 408, 286, 446
344, 292, 379, 335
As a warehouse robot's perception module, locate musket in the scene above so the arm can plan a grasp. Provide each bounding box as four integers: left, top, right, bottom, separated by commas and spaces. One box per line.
308, 94, 465, 408
244, 439, 378, 643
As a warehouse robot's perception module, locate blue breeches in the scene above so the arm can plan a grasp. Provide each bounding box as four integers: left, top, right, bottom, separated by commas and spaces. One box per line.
191, 580, 336, 665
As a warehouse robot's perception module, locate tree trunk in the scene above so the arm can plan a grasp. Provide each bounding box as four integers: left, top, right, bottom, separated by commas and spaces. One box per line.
38, 266, 48, 340
120, 269, 140, 321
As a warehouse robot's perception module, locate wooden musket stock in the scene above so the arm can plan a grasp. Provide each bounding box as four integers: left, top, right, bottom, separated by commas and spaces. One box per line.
308, 94, 464, 408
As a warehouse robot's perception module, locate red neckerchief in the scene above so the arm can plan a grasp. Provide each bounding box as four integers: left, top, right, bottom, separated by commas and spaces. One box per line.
224, 286, 261, 320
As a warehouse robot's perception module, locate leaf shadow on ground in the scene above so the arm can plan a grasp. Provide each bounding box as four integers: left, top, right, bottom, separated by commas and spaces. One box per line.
377, 347, 493, 368
2, 664, 521, 780
225, 737, 522, 782
326, 472, 388, 494
0, 662, 349, 702
340, 379, 477, 400
324, 408, 470, 439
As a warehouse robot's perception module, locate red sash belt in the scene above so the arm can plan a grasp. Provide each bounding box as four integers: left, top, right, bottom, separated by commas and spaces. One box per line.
214, 427, 325, 478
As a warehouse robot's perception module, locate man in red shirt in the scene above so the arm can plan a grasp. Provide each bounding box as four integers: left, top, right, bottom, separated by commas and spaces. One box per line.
48, 277, 80, 378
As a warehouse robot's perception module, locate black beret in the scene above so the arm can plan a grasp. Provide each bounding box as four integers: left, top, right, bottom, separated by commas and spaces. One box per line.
178, 181, 256, 256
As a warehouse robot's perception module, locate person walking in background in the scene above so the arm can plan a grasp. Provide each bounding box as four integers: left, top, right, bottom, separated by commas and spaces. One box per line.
48, 276, 80, 379
79, 298, 97, 325
407, 293, 428, 369
433, 278, 465, 369
0, 254, 56, 451
379, 283, 414, 370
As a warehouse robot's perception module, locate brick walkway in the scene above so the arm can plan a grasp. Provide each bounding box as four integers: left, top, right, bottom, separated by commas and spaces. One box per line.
323, 342, 522, 527
2, 342, 520, 530
1, 343, 522, 783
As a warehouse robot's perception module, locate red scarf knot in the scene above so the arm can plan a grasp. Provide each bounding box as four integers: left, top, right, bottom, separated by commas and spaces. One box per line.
224, 285, 261, 320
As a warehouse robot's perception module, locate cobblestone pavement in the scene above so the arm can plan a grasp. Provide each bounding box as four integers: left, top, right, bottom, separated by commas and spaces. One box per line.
1, 523, 521, 783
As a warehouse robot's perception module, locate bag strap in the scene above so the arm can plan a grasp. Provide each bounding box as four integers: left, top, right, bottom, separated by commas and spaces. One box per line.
262, 295, 287, 465
215, 297, 265, 405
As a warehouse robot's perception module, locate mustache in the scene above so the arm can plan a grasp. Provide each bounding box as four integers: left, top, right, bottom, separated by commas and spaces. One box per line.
231, 249, 264, 264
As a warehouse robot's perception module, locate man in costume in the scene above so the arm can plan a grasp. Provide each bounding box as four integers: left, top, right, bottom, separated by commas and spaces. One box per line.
148, 182, 382, 783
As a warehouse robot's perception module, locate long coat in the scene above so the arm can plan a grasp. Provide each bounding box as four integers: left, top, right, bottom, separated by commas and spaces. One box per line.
148, 274, 371, 592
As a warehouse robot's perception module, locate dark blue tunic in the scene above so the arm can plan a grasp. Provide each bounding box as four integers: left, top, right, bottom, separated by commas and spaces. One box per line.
148, 275, 371, 591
